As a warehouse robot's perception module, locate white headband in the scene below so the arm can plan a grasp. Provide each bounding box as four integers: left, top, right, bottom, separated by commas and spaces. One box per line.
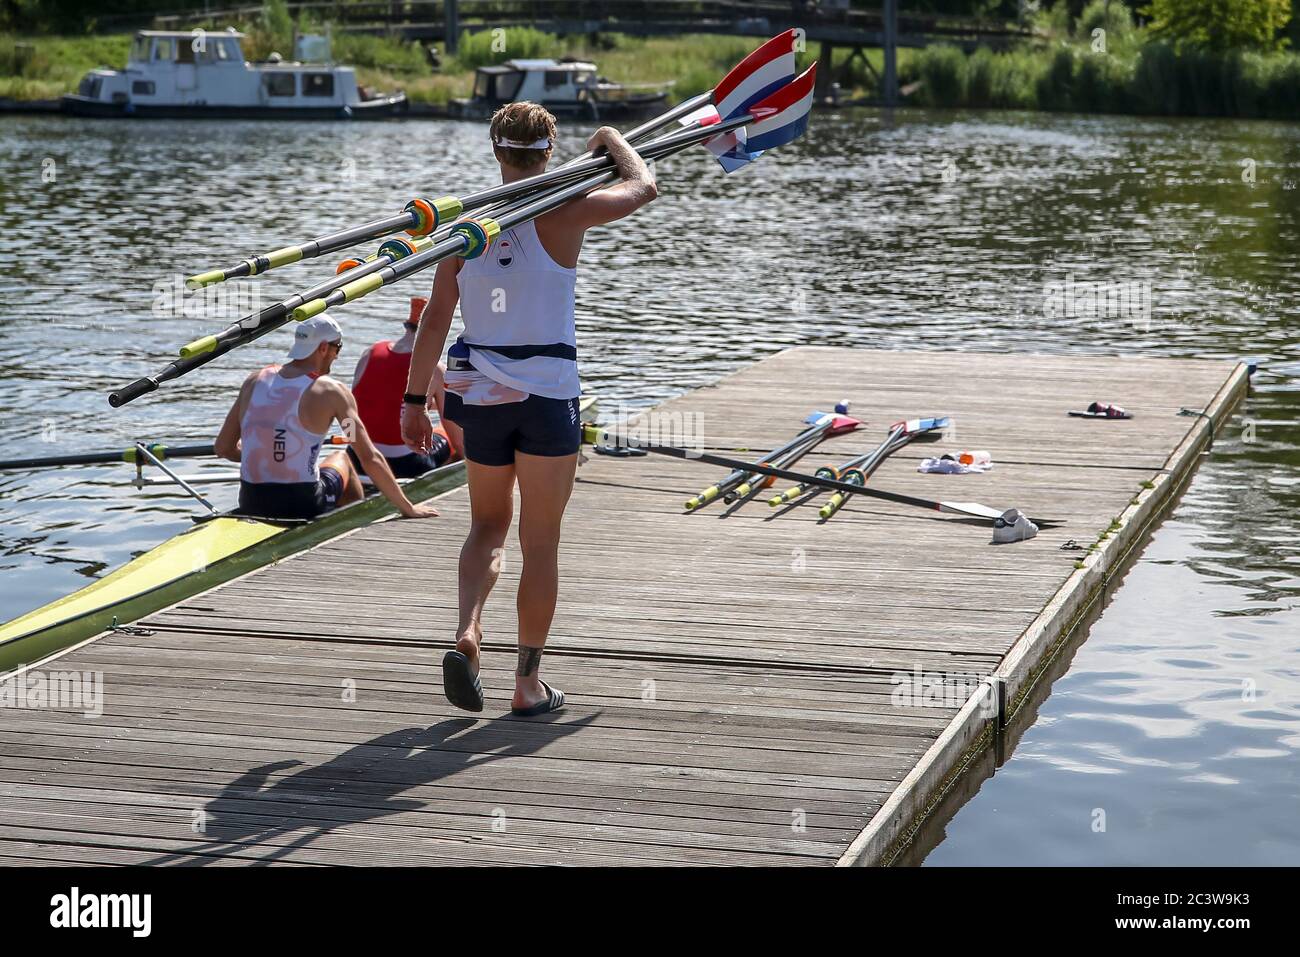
495, 136, 551, 149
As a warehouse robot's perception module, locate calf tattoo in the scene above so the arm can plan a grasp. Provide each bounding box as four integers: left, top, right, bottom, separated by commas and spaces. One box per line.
517, 646, 543, 677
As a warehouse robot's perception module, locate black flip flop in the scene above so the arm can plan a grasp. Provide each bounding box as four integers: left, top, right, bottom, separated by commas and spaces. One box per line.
442, 651, 484, 713
511, 680, 566, 717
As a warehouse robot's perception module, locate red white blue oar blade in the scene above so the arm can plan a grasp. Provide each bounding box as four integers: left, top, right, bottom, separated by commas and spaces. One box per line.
712, 29, 799, 120
707, 63, 818, 173
897, 416, 951, 436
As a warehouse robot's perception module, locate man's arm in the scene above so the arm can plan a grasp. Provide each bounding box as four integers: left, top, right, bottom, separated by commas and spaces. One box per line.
213, 371, 257, 462
402, 258, 460, 453
332, 383, 435, 519
551, 127, 658, 230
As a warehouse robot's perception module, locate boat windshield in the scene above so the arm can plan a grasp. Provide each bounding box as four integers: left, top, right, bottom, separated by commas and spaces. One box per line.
130, 35, 150, 63
476, 70, 523, 101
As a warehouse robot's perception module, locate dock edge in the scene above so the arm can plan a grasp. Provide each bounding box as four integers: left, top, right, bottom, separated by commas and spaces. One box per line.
836, 360, 1252, 866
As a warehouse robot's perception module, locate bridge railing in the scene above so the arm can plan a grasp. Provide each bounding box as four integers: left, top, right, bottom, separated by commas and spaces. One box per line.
150, 0, 1036, 41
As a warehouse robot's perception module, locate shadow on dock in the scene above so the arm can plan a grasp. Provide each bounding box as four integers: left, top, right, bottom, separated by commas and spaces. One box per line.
146, 713, 598, 866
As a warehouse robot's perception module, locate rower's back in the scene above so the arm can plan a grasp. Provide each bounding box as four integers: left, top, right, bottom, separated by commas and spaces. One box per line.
239, 366, 330, 485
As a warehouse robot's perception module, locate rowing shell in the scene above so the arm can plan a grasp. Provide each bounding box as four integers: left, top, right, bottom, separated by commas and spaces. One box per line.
0, 396, 596, 671
0, 461, 466, 672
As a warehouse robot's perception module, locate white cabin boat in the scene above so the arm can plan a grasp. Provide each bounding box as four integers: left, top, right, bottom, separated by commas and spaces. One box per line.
452, 58, 669, 120
62, 30, 406, 119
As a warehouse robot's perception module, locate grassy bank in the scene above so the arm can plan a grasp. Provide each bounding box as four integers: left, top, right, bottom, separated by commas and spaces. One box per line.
0, 33, 129, 99
903, 2, 1300, 120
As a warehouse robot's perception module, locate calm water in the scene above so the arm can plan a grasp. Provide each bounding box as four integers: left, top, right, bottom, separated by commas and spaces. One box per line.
0, 110, 1296, 865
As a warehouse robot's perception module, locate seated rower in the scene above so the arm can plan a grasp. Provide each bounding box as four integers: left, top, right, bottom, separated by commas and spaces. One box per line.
214, 314, 439, 522
350, 295, 463, 478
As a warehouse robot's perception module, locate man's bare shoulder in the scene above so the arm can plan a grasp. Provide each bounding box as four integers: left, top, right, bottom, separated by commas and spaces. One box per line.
309, 374, 352, 397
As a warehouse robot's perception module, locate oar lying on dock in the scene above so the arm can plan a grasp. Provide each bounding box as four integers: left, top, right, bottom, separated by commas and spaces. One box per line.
584, 425, 1065, 528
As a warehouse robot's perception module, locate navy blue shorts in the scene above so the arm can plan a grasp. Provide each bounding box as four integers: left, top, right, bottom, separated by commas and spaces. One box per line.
443, 392, 581, 467
348, 435, 451, 478
239, 466, 345, 520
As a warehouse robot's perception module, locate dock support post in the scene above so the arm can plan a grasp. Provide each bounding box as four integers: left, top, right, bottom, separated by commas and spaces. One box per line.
816, 41, 835, 99
882, 0, 899, 106
444, 0, 459, 56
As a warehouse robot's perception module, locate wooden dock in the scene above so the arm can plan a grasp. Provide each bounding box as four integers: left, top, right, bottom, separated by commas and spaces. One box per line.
0, 348, 1247, 866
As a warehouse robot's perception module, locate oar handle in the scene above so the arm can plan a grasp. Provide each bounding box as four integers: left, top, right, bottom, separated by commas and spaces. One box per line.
685, 486, 722, 511
109, 377, 159, 408
818, 468, 866, 520
770, 483, 808, 506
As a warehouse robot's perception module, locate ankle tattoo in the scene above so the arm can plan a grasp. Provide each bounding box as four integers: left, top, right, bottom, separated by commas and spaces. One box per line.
517, 646, 543, 678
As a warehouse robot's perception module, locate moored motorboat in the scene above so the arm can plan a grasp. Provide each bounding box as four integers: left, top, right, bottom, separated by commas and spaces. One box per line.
450, 58, 670, 120
61, 29, 407, 120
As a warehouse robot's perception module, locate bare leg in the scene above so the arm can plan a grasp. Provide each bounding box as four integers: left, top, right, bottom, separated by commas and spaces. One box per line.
456, 460, 515, 673
322, 450, 364, 505
511, 450, 578, 710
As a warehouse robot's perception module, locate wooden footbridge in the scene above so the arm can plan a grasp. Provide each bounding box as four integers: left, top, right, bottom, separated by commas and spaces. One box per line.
138, 1, 1042, 103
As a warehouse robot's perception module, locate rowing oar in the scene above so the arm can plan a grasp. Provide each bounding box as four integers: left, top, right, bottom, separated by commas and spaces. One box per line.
769, 417, 948, 509
818, 417, 948, 520
687, 407, 851, 511
107, 234, 436, 407
182, 117, 703, 289
182, 29, 798, 289
108, 35, 810, 406
287, 68, 816, 323
584, 424, 1065, 528
0, 442, 215, 471
109, 124, 695, 409
720, 408, 860, 505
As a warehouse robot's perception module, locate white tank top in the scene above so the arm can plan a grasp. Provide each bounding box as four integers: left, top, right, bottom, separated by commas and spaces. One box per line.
240, 366, 325, 484
455, 219, 580, 400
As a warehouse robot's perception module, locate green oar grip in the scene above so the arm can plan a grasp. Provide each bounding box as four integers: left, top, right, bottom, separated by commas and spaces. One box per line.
686, 485, 721, 510
292, 298, 329, 321
339, 272, 384, 303
819, 495, 846, 520
178, 335, 218, 359
770, 484, 803, 506
185, 269, 226, 289
262, 246, 304, 271
295, 271, 386, 321
819, 468, 865, 519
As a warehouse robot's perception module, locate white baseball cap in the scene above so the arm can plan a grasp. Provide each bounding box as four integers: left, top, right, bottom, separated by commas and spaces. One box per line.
287, 314, 342, 360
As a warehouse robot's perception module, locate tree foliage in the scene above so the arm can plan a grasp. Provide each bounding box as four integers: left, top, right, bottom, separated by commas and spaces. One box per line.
1143, 0, 1292, 52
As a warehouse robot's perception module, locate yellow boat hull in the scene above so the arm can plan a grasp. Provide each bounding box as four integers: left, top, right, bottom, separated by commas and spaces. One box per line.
0, 461, 467, 671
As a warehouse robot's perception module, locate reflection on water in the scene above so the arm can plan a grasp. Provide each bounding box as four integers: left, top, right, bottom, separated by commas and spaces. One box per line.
0, 109, 1296, 864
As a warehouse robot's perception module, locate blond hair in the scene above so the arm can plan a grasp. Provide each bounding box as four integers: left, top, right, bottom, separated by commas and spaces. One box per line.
489, 101, 557, 170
